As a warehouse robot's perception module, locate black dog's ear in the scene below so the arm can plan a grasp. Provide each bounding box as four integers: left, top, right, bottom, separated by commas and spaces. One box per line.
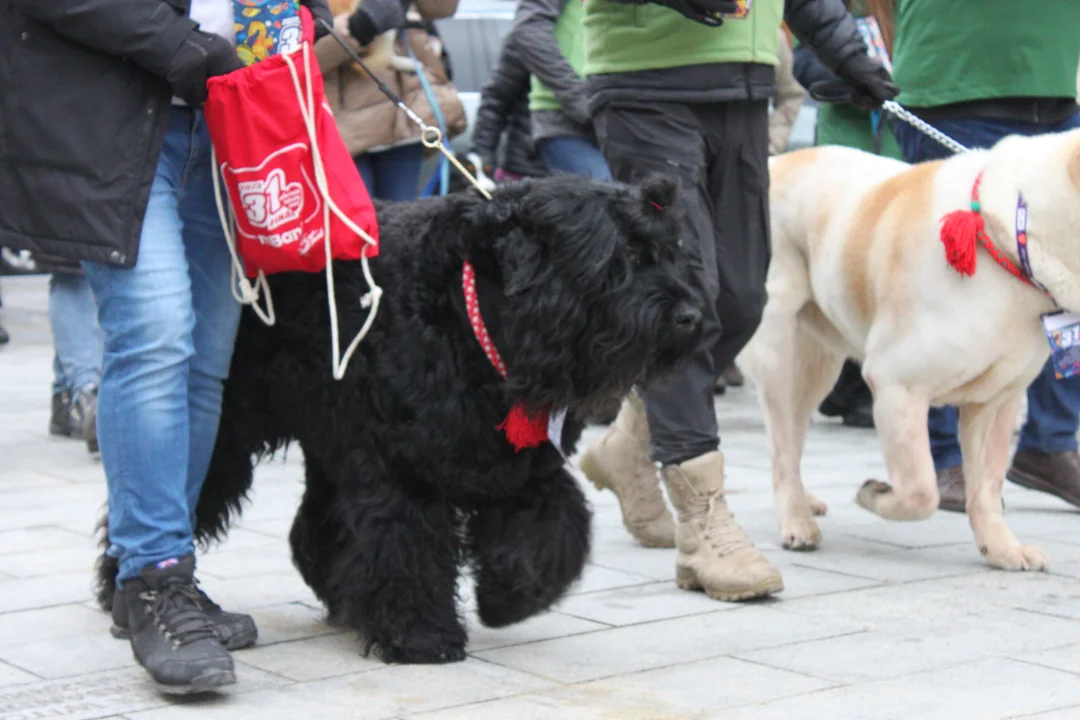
495, 230, 543, 297
639, 174, 679, 214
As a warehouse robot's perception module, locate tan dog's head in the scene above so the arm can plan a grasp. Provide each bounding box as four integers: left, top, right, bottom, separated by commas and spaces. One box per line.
979, 128, 1080, 310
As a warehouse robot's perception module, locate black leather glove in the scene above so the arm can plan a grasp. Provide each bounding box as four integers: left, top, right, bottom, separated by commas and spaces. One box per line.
348, 0, 409, 46
300, 0, 334, 40
638, 0, 739, 27
833, 52, 899, 110
166, 29, 244, 107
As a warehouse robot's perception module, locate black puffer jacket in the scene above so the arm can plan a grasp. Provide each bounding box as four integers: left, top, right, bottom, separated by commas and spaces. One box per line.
1, 0, 199, 268
470, 39, 547, 179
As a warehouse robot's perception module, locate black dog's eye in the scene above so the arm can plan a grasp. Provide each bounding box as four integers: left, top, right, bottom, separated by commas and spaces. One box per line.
627, 245, 644, 266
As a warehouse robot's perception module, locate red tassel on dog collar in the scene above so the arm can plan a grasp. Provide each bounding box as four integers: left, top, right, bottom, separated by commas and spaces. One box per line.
462, 259, 549, 451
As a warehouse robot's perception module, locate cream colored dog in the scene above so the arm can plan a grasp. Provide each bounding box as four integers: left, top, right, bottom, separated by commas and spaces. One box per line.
739, 129, 1080, 571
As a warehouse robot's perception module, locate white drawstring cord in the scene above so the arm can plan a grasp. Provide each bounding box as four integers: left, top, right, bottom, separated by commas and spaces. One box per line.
211, 145, 276, 326
284, 41, 382, 380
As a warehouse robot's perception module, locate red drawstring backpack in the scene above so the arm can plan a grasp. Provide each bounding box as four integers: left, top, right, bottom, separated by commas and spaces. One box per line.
203, 5, 381, 379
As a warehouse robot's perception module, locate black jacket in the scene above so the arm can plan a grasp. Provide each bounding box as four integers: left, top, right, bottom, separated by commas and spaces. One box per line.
470, 40, 548, 179
507, 0, 591, 142
0, 0, 200, 268
588, 0, 873, 113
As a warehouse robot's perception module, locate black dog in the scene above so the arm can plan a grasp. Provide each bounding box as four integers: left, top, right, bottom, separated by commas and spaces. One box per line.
96, 174, 702, 664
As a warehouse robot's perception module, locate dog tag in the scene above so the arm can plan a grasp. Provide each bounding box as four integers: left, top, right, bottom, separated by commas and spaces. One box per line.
1041, 311, 1080, 379
547, 408, 571, 465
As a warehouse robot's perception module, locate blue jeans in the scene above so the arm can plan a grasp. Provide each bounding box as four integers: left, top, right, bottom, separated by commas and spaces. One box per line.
82, 108, 241, 584
538, 135, 613, 181
894, 111, 1080, 471
49, 273, 103, 397
353, 142, 425, 201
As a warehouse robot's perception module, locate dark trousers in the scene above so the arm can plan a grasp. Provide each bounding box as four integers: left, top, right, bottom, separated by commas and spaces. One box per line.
893, 112, 1080, 471
594, 100, 771, 464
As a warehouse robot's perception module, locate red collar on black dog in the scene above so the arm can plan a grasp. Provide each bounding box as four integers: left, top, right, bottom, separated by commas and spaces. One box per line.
462, 259, 549, 451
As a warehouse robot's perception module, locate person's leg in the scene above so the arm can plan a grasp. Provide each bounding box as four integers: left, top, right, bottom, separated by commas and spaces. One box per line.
354, 153, 377, 199
538, 136, 613, 181
594, 100, 780, 600
176, 114, 244, 525
0, 281, 8, 345
49, 278, 73, 436
596, 102, 720, 463
369, 143, 426, 201
49, 272, 103, 393
582, 102, 714, 550
49, 271, 104, 448
83, 108, 235, 691
700, 100, 771, 375
50, 353, 72, 436
1018, 363, 1080, 457
82, 114, 200, 585
819, 359, 874, 428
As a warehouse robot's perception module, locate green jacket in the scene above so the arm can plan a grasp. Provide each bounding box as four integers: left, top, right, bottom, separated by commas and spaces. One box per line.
529, 0, 585, 112
583, 0, 783, 76
893, 0, 1080, 108
816, 103, 902, 158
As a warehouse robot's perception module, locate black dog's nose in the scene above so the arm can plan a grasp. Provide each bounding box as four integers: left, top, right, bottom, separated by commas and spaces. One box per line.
673, 302, 702, 331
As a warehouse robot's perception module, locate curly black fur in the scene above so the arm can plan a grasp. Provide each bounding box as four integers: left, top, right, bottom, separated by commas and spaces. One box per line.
95, 174, 703, 664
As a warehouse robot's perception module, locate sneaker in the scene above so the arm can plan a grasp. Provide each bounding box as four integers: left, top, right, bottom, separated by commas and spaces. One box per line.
50, 390, 73, 436
120, 556, 236, 694
69, 385, 98, 453
111, 579, 258, 651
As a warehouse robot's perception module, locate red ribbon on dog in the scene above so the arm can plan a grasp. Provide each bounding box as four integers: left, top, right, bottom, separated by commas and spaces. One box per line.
939, 171, 1036, 288
462, 259, 549, 451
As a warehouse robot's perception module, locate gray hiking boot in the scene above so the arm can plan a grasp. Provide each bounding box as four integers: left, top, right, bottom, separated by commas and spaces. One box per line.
120, 556, 236, 694
112, 578, 257, 651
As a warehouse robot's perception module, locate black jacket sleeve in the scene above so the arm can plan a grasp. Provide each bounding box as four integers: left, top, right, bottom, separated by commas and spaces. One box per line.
792, 44, 838, 91
471, 41, 533, 167
9, 0, 197, 79
506, 0, 589, 125
784, 0, 867, 74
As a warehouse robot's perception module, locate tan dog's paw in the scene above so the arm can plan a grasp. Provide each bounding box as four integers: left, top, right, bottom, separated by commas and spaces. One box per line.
854, 479, 892, 513
807, 493, 828, 516
982, 543, 1051, 572
780, 515, 822, 551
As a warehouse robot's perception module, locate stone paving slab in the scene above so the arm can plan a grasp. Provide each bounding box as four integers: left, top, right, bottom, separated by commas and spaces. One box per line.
3, 274, 1080, 719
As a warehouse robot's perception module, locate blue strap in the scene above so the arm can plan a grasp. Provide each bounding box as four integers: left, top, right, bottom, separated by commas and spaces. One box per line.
401, 29, 450, 197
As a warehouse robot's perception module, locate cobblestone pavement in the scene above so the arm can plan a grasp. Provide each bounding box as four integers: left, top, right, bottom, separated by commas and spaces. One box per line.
2, 274, 1080, 720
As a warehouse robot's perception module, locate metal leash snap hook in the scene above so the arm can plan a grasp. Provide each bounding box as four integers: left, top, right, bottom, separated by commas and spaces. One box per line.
421, 126, 442, 149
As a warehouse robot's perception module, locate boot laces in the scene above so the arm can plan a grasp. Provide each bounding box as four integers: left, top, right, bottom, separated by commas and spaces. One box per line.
701, 492, 752, 556
140, 579, 218, 648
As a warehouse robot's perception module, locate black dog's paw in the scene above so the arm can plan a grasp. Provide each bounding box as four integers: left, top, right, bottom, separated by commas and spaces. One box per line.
375, 637, 467, 664
476, 586, 547, 629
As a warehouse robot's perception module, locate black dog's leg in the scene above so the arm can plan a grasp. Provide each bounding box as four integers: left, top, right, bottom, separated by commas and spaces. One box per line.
289, 459, 346, 616
470, 465, 591, 628
325, 459, 466, 664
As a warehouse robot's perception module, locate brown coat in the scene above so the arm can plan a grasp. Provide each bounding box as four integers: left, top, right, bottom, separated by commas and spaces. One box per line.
316, 0, 466, 157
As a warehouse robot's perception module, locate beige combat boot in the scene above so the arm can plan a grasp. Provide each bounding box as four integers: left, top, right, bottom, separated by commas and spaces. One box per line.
662, 451, 783, 601
580, 393, 675, 548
